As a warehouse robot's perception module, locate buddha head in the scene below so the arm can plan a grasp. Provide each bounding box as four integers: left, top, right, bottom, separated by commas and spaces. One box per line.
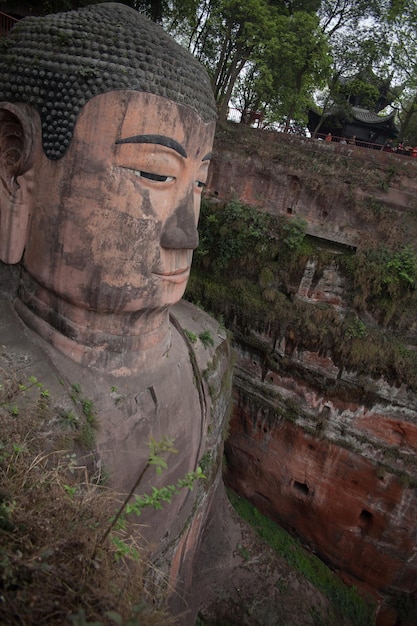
0, 3, 217, 365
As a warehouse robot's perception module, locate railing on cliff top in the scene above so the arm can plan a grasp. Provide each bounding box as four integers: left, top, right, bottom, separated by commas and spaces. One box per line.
228, 108, 414, 157
314, 131, 416, 156
0, 11, 18, 38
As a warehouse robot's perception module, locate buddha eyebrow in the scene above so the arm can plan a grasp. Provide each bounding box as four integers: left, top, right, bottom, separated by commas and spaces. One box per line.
115, 134, 187, 158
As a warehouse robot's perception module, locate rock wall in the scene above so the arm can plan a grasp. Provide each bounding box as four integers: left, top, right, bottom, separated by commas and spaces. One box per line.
224, 287, 417, 622
207, 122, 417, 249
207, 123, 417, 624
225, 373, 417, 590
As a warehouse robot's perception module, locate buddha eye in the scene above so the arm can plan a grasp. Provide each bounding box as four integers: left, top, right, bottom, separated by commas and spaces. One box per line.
196, 181, 206, 189
119, 166, 175, 182
137, 171, 175, 182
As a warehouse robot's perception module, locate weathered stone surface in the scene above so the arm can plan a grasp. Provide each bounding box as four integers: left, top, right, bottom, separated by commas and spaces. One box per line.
191, 482, 355, 626
0, 7, 222, 622
223, 250, 417, 601
0, 281, 232, 625
207, 123, 417, 249
208, 124, 417, 622
225, 392, 417, 592
222, 264, 417, 624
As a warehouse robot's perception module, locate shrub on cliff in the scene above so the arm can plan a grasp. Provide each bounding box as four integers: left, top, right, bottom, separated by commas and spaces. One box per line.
195, 198, 284, 275
343, 244, 417, 327
188, 197, 417, 390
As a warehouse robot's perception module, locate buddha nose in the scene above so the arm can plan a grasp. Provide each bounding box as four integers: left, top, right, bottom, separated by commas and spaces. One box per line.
160, 189, 199, 250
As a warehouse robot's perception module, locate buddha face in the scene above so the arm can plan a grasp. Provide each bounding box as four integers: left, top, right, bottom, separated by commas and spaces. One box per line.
22, 91, 215, 314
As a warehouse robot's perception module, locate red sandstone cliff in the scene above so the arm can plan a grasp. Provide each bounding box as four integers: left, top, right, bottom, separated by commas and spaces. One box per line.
205, 122, 417, 624
207, 122, 417, 250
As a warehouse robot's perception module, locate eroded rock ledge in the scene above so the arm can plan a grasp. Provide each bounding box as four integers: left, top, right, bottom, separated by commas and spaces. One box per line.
204, 122, 417, 625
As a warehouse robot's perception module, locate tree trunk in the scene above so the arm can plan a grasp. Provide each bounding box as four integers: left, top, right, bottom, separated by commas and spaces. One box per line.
218, 54, 248, 121
400, 101, 417, 141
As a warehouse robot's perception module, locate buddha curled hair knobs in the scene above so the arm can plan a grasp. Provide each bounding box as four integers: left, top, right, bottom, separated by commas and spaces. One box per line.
0, 3, 217, 159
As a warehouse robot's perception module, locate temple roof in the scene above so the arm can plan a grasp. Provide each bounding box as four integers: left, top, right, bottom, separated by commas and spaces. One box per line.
351, 107, 396, 124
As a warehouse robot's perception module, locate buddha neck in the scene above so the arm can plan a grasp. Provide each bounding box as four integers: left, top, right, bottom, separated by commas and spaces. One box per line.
15, 269, 172, 376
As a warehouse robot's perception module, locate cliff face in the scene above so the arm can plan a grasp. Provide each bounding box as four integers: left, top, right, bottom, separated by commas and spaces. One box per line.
223, 268, 417, 623
207, 123, 417, 250
225, 365, 417, 592
203, 123, 417, 623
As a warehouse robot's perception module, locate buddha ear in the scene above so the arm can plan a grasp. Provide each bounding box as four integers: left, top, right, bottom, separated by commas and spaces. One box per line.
0, 102, 40, 264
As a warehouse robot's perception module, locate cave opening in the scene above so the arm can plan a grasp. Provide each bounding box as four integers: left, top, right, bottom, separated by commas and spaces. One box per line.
293, 480, 310, 495
359, 509, 373, 535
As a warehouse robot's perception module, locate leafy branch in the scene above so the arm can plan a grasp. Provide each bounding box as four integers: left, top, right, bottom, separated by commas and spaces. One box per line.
95, 438, 205, 559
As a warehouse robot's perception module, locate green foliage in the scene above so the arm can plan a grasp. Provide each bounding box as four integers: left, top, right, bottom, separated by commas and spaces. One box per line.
81, 397, 96, 425
342, 244, 417, 327
189, 194, 417, 385
195, 198, 274, 275
258, 266, 274, 288
63, 484, 78, 498
63, 383, 98, 449
124, 467, 205, 517
1, 374, 53, 419
96, 437, 205, 563
227, 489, 375, 626
237, 542, 250, 561
282, 215, 308, 251
337, 77, 380, 110
183, 328, 198, 343
0, 495, 15, 532
77, 66, 100, 79
195, 198, 314, 289
56, 29, 72, 46
386, 245, 417, 287
199, 329, 214, 348
229, 6, 332, 128
197, 200, 270, 273
284, 398, 300, 422
147, 437, 178, 476
163, 0, 407, 134
198, 451, 214, 476
191, 0, 289, 117
61, 409, 79, 428
344, 318, 367, 339
0, 380, 176, 626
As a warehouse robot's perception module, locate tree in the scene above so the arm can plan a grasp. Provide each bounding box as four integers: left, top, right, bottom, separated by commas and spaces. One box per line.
384, 1, 417, 142
230, 65, 268, 124
190, 0, 283, 120
231, 9, 331, 130
308, 1, 393, 130
166, 0, 325, 121
268, 10, 331, 130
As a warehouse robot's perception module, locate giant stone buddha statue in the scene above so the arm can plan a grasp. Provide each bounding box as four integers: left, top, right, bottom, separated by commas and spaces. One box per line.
0, 4, 230, 622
